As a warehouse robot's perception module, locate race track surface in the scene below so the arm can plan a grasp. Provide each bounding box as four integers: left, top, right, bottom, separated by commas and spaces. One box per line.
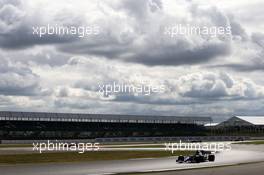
0, 144, 264, 175
133, 162, 264, 175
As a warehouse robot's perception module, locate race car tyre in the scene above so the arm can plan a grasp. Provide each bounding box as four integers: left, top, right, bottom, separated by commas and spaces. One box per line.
177, 155, 184, 162
208, 154, 215, 162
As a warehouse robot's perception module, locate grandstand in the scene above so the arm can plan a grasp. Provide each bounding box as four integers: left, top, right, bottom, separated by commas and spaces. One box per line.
0, 111, 212, 140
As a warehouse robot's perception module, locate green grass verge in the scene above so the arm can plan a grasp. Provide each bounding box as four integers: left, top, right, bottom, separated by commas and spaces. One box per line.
0, 150, 193, 164
0, 144, 32, 148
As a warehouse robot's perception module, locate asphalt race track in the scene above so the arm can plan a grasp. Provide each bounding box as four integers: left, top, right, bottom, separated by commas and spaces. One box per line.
134, 162, 264, 175
0, 144, 264, 175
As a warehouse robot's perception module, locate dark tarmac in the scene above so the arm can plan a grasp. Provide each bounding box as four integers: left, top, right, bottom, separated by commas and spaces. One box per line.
0, 144, 264, 175
132, 162, 264, 175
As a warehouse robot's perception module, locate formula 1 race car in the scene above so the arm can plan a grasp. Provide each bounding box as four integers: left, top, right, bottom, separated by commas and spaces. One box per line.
176, 150, 215, 163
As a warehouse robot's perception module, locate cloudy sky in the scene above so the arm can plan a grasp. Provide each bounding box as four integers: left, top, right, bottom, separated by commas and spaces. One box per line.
0, 0, 263, 121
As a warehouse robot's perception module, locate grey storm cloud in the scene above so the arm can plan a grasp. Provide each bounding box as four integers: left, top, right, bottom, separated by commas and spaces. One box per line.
57, 0, 233, 66
0, 1, 79, 49
211, 63, 264, 72
118, 0, 150, 19
209, 34, 264, 72
67, 57, 264, 105
0, 58, 49, 96
177, 72, 264, 100
0, 0, 264, 117
6, 49, 71, 67
207, 30, 264, 72
0, 26, 76, 50
0, 0, 233, 66
130, 42, 231, 66
252, 33, 264, 48
228, 16, 249, 41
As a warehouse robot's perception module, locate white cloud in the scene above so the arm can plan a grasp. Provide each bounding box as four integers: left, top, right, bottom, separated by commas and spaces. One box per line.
0, 0, 263, 118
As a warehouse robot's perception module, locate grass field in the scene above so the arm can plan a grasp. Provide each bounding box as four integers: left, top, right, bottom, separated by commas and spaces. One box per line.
0, 144, 32, 148
0, 150, 193, 164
